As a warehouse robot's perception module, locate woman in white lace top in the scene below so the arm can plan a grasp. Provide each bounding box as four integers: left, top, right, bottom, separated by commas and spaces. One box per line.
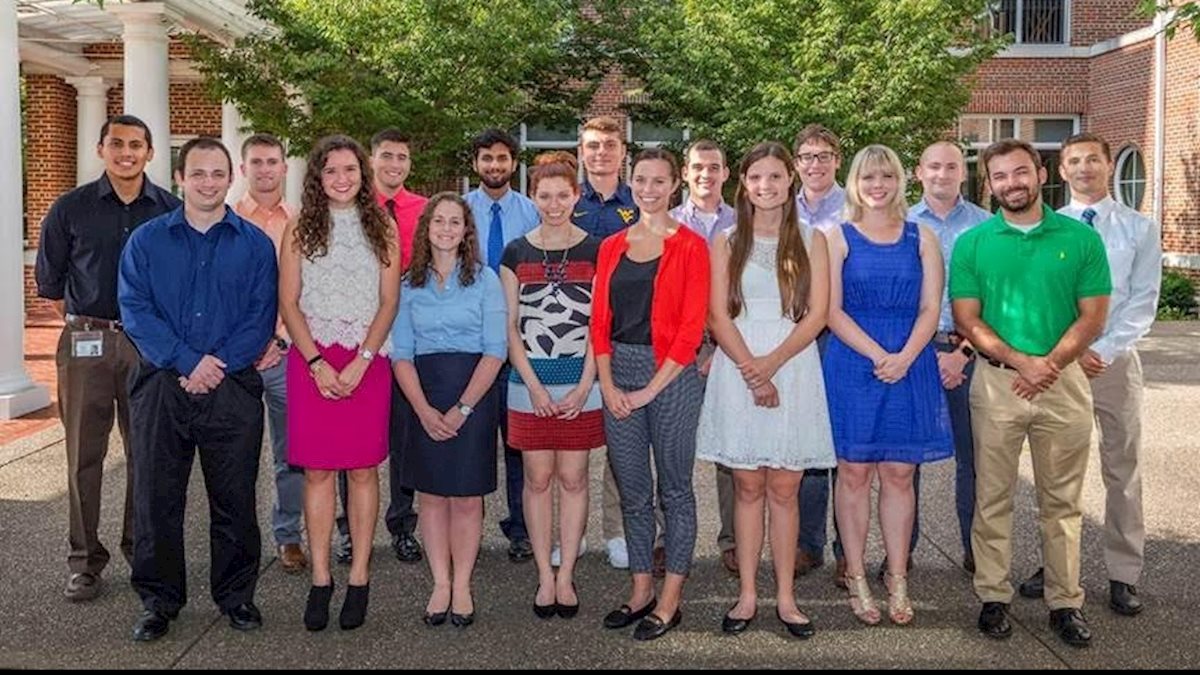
279, 135, 401, 632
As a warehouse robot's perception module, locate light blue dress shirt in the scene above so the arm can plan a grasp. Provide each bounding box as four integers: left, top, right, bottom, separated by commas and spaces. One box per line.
391, 264, 507, 361
464, 187, 540, 269
1059, 196, 1162, 364
908, 196, 992, 332
795, 184, 846, 234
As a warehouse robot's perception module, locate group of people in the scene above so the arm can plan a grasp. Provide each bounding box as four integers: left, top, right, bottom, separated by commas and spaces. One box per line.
35, 112, 1160, 648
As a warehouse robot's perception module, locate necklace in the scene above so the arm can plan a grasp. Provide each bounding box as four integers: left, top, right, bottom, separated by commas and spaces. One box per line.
536, 231, 572, 293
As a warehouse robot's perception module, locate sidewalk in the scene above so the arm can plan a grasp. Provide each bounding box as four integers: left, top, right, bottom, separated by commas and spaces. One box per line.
0, 322, 1196, 668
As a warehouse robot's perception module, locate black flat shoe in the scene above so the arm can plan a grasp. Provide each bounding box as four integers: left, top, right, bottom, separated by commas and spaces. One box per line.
633, 609, 682, 641
450, 611, 475, 628
339, 583, 369, 630
304, 583, 334, 631
131, 609, 172, 642
603, 598, 657, 629
423, 608, 449, 626
721, 605, 755, 634
777, 609, 815, 639
225, 602, 263, 631
556, 583, 579, 619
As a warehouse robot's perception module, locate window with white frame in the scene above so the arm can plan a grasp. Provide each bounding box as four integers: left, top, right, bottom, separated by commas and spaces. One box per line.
1114, 146, 1147, 211
990, 0, 1070, 45
960, 114, 1079, 209
513, 120, 579, 193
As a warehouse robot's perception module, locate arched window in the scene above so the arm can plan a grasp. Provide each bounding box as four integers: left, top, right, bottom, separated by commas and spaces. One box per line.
1114, 146, 1146, 211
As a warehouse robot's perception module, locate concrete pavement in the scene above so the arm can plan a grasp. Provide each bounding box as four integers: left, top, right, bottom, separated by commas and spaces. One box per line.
0, 322, 1196, 668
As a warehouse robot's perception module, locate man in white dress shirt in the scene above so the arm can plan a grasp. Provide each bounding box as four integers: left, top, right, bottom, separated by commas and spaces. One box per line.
1017, 132, 1161, 616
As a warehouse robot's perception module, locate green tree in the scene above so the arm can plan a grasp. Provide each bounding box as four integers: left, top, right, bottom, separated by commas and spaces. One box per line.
192, 0, 634, 185
1139, 0, 1200, 39
626, 0, 1006, 168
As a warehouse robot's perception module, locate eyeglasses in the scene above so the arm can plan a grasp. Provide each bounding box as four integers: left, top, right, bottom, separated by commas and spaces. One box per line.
797, 152, 837, 165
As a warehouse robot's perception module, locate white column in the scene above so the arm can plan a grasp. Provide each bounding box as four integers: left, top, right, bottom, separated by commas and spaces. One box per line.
109, 2, 172, 188
221, 102, 249, 203
65, 76, 111, 186
285, 151, 306, 205
0, 0, 51, 419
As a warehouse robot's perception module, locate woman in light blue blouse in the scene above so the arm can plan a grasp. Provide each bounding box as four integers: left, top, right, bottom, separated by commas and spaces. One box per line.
391, 192, 507, 628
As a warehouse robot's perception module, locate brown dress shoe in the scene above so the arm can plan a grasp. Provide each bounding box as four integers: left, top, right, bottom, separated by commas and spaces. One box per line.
834, 558, 848, 590
278, 543, 308, 573
721, 548, 739, 575
64, 572, 102, 602
795, 550, 824, 576
652, 546, 667, 579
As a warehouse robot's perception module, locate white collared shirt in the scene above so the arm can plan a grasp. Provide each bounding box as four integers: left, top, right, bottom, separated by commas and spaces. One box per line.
1059, 196, 1162, 363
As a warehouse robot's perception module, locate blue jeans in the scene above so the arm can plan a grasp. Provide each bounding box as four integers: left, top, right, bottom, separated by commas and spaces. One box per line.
261, 358, 304, 545
935, 340, 976, 556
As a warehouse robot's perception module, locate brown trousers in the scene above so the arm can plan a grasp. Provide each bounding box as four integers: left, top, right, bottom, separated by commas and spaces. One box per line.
56, 324, 139, 575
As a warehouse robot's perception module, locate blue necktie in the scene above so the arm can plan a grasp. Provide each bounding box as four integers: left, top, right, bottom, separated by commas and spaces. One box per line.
1081, 207, 1096, 228
488, 202, 503, 272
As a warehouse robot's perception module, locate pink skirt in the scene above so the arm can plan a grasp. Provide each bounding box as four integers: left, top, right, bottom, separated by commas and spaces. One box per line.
286, 343, 390, 470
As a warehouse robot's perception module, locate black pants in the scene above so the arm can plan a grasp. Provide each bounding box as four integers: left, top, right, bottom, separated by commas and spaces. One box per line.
129, 364, 263, 615
337, 378, 416, 538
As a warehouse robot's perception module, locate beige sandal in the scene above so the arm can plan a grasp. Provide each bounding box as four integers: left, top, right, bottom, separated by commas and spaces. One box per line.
885, 572, 914, 625
846, 574, 881, 625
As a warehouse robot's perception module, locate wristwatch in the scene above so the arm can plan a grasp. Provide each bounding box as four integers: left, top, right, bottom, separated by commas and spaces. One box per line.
359, 347, 374, 361
961, 345, 976, 359
456, 401, 474, 417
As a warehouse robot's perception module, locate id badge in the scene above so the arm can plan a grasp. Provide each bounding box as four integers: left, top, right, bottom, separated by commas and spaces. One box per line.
71, 330, 104, 358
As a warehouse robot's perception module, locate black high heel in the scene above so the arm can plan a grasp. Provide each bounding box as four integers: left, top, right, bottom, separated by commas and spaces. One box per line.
556, 583, 579, 619
339, 583, 370, 630
304, 582, 334, 631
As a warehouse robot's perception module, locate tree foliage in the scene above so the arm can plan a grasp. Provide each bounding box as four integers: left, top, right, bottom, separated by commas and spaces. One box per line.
192, 0, 634, 184
623, 0, 1006, 168
1139, 0, 1200, 39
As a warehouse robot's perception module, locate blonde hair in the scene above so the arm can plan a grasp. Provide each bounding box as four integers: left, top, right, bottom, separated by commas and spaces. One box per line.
843, 144, 908, 224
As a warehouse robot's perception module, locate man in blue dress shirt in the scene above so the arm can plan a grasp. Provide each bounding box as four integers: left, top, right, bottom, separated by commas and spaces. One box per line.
118, 137, 278, 642
464, 128, 541, 563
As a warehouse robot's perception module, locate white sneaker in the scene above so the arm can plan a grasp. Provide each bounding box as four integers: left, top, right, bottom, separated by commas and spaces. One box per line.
551, 538, 588, 567
606, 537, 629, 569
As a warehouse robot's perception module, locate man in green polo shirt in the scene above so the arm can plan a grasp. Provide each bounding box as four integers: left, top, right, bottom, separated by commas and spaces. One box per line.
950, 139, 1110, 648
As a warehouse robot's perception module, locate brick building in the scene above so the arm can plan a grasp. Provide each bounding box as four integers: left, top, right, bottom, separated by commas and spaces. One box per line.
4, 0, 1198, 417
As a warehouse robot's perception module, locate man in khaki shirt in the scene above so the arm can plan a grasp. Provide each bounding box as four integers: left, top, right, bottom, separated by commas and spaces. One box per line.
232, 133, 305, 573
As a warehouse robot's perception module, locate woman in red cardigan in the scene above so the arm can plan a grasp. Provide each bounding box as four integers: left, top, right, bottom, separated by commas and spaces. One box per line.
592, 148, 710, 641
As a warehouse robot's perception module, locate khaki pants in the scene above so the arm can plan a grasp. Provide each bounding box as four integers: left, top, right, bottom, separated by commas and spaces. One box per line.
56, 324, 139, 575
970, 361, 1092, 610
1091, 350, 1145, 585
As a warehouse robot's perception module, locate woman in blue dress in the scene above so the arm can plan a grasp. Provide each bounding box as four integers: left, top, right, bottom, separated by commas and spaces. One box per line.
822, 145, 953, 626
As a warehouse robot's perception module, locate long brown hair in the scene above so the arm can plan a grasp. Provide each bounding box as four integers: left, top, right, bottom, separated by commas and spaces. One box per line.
295, 134, 394, 266
405, 192, 482, 288
729, 142, 810, 322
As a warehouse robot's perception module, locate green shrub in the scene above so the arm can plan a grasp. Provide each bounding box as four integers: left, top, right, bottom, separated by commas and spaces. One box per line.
1157, 271, 1198, 320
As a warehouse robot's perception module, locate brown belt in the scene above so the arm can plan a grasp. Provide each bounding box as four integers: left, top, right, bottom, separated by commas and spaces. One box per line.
65, 314, 123, 332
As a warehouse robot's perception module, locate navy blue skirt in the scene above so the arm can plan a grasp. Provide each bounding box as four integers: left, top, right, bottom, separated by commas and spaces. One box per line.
399, 352, 499, 497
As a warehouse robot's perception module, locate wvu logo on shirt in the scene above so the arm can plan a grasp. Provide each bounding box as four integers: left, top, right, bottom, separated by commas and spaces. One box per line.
617, 208, 636, 224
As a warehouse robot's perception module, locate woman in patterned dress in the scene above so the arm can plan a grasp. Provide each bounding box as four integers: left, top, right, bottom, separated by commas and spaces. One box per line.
500, 152, 604, 619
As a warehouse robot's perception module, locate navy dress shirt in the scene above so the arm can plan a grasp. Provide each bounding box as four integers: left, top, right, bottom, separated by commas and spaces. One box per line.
572, 179, 639, 238
118, 205, 278, 376
35, 173, 180, 320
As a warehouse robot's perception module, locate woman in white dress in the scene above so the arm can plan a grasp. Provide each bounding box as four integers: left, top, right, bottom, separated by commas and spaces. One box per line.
696, 141, 836, 637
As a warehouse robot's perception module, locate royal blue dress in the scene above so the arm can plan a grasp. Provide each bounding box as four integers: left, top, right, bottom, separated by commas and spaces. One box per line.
822, 221, 953, 464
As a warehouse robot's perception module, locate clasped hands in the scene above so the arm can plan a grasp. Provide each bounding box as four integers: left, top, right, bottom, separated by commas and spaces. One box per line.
529, 385, 589, 421
311, 358, 369, 400
737, 354, 780, 408
178, 354, 226, 394
1011, 355, 1061, 400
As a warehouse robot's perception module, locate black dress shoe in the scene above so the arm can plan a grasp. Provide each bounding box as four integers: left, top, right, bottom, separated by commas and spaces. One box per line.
603, 598, 657, 629
226, 602, 263, 631
721, 605, 755, 634
777, 610, 815, 639
64, 572, 102, 602
1018, 567, 1044, 599
450, 611, 475, 628
304, 584, 334, 631
1109, 581, 1144, 616
508, 538, 534, 563
555, 583, 579, 619
131, 609, 172, 642
392, 533, 423, 563
334, 534, 352, 565
633, 609, 682, 641
423, 608, 449, 626
978, 602, 1012, 639
1049, 608, 1091, 647
339, 584, 369, 630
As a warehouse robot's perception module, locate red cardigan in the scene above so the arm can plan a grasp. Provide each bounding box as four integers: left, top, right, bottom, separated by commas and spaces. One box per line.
591, 224, 710, 368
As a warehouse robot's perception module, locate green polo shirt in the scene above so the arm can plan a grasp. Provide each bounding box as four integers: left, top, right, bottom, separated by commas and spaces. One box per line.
949, 205, 1111, 356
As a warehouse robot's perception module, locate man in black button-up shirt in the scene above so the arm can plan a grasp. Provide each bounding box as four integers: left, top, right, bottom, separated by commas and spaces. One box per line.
33, 114, 179, 603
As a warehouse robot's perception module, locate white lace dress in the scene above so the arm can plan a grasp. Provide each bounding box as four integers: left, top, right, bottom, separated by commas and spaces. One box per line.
695, 231, 837, 472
